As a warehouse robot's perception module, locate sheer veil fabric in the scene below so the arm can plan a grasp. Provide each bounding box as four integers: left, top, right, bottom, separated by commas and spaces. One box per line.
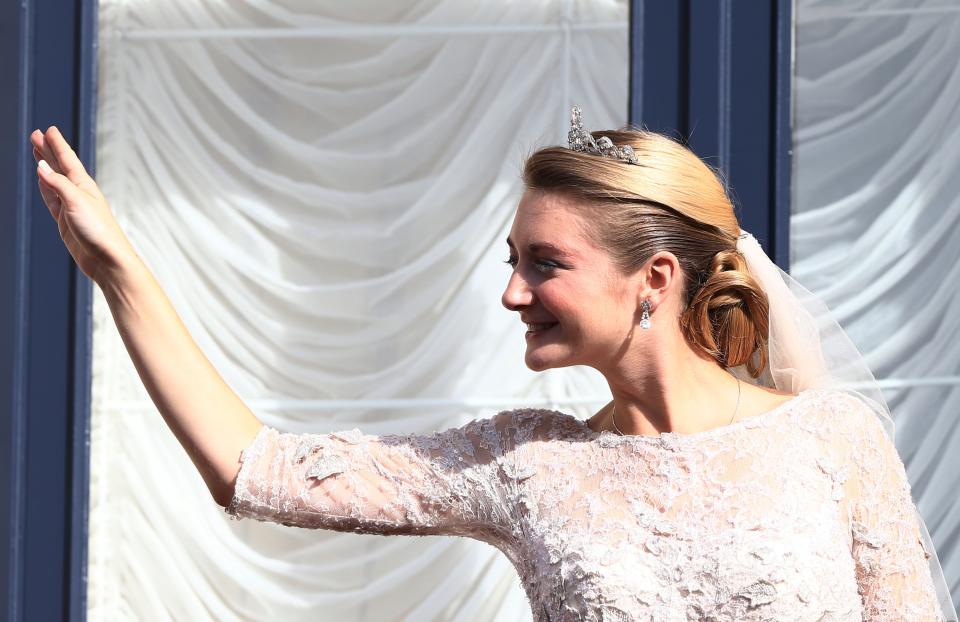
793, 1, 960, 613
732, 231, 957, 621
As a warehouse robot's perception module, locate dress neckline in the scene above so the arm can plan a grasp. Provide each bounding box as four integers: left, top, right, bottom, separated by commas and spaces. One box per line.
576, 388, 819, 447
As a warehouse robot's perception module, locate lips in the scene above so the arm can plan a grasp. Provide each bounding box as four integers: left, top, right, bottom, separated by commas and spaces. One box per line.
525, 322, 556, 331
524, 321, 558, 337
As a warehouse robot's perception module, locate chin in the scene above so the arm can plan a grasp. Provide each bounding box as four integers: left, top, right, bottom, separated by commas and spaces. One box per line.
525, 358, 553, 372
524, 348, 576, 372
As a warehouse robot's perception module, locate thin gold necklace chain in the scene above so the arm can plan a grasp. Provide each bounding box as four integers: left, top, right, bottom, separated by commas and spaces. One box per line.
610, 376, 742, 437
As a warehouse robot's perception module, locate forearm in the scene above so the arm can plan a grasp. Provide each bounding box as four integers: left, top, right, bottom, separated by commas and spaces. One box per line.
97, 254, 263, 506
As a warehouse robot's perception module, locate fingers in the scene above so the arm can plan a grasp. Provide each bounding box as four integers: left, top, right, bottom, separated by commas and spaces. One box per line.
44, 126, 91, 185
30, 127, 89, 182
31, 126, 105, 200
30, 129, 61, 173
36, 160, 81, 208
37, 175, 63, 222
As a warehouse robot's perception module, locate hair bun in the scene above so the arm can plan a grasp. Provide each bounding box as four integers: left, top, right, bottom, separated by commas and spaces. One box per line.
679, 249, 770, 377
521, 127, 770, 376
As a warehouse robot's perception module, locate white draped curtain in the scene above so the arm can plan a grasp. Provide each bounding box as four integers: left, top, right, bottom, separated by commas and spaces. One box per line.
88, 1, 627, 620
793, 0, 960, 604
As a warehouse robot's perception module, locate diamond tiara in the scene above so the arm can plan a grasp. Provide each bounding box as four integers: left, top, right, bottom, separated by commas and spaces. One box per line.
566, 106, 639, 165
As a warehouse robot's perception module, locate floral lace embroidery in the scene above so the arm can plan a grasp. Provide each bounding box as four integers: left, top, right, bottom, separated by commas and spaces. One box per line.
226, 389, 944, 621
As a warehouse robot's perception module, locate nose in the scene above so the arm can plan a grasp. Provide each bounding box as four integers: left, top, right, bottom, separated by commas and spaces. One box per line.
501, 269, 534, 311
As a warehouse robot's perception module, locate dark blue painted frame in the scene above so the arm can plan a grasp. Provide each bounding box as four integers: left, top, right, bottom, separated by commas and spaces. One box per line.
629, 0, 793, 269
1, 0, 97, 620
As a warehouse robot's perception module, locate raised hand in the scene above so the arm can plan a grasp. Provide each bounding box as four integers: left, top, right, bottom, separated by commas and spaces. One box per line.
29, 130, 266, 510
30, 126, 137, 284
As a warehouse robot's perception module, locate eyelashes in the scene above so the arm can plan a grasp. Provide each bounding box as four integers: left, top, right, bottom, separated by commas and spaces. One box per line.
504, 256, 559, 274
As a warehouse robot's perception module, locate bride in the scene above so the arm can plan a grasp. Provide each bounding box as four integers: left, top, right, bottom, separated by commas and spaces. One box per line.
29, 108, 955, 620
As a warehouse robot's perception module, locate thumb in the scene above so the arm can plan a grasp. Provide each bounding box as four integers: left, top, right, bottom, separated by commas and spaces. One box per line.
37, 159, 81, 204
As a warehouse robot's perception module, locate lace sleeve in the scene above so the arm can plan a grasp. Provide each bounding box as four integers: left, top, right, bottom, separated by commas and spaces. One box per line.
843, 395, 943, 620
223, 412, 517, 544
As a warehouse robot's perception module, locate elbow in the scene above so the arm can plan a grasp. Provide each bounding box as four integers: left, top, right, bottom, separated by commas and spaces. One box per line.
211, 483, 235, 509
211, 458, 246, 508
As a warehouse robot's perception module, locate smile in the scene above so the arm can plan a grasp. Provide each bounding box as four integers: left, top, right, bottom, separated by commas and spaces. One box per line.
525, 322, 558, 338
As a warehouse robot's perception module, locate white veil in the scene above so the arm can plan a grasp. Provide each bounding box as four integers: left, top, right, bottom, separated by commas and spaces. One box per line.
730, 230, 957, 621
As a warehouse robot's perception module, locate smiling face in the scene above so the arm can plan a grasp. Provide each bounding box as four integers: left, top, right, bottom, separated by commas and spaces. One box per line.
501, 190, 643, 372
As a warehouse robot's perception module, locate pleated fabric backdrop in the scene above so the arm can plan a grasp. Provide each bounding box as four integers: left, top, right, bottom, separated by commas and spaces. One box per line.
88, 1, 628, 620
793, 0, 960, 604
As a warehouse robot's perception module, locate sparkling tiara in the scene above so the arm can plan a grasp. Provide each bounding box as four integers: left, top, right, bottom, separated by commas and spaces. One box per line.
566, 105, 639, 165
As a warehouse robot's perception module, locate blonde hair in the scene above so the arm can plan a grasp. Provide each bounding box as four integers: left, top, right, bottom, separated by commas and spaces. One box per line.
522, 129, 769, 377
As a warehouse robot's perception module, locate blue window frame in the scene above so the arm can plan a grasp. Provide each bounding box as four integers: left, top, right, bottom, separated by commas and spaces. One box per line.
1, 0, 97, 620
630, 0, 793, 268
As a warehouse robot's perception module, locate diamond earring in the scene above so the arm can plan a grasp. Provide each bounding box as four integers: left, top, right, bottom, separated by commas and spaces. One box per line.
640, 299, 652, 330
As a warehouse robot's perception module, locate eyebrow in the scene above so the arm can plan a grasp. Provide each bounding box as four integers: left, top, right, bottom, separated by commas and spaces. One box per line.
505, 237, 574, 258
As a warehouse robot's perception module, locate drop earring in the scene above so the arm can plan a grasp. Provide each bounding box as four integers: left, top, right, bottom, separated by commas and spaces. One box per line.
640, 299, 652, 330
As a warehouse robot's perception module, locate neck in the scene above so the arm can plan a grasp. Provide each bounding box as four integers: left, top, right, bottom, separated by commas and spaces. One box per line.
592, 327, 742, 436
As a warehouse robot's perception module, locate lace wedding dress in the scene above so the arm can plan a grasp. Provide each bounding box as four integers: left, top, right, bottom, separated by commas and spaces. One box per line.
226, 388, 944, 621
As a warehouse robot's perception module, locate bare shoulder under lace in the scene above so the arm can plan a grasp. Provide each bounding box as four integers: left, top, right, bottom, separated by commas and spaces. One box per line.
226, 388, 944, 621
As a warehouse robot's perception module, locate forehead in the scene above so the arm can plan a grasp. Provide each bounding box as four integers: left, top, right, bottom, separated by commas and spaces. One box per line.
508, 191, 597, 254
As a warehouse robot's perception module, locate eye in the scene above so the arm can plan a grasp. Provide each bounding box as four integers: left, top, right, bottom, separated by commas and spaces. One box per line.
503, 256, 561, 274
533, 259, 559, 274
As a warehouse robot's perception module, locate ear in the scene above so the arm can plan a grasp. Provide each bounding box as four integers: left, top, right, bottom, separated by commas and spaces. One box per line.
636, 251, 682, 310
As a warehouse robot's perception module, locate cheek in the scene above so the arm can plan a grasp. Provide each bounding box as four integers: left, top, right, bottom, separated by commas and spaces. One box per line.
574, 279, 633, 336
538, 283, 587, 322
544, 280, 623, 332
563, 275, 627, 318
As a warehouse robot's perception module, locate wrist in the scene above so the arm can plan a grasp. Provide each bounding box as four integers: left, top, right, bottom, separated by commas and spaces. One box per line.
93, 246, 149, 296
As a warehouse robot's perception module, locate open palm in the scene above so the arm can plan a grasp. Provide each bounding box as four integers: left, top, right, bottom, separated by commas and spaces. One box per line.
30, 127, 135, 284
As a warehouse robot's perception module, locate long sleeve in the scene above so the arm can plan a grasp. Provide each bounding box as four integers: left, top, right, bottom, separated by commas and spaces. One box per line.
844, 396, 943, 620
224, 412, 517, 545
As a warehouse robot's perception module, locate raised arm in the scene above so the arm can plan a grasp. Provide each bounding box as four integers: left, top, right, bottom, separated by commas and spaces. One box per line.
841, 395, 943, 620
95, 257, 264, 506
30, 127, 263, 506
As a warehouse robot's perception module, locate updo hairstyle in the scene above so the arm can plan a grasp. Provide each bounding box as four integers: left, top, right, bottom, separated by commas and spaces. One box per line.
521, 129, 770, 378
